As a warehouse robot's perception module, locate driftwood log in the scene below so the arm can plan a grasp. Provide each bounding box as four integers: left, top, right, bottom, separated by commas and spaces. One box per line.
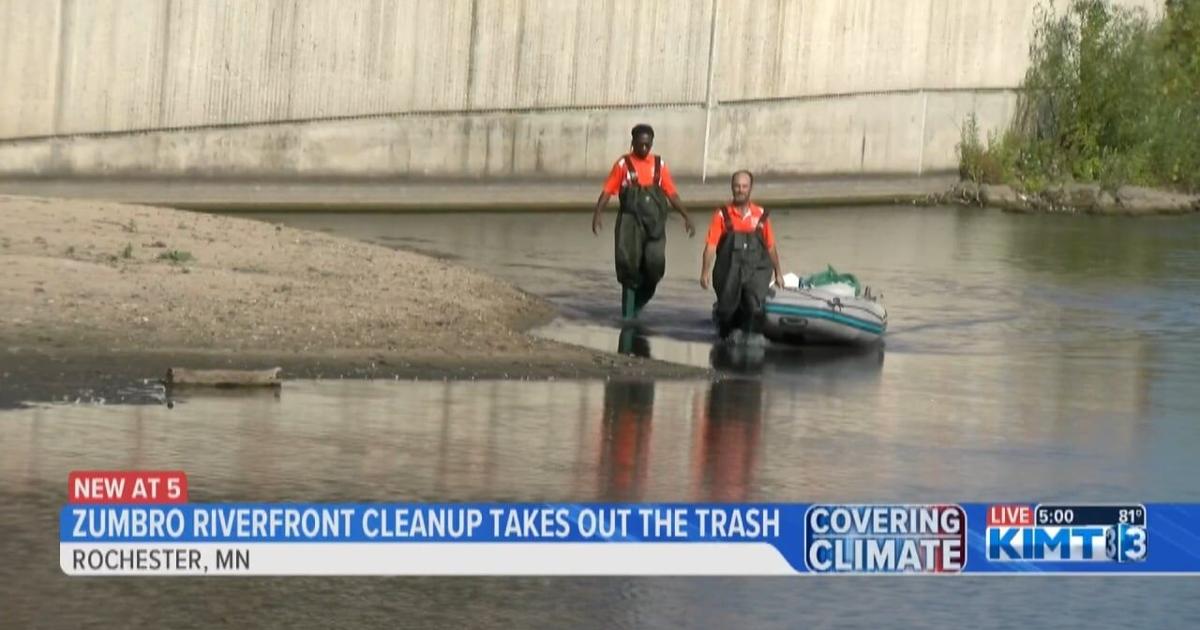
165, 367, 282, 387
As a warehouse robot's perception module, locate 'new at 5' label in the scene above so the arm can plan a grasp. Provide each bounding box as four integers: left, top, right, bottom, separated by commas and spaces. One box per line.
68, 471, 189, 504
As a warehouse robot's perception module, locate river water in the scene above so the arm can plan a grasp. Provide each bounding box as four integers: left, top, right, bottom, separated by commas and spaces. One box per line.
2, 205, 1199, 628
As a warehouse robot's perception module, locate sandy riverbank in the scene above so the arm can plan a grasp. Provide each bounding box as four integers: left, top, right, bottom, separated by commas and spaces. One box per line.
0, 195, 703, 406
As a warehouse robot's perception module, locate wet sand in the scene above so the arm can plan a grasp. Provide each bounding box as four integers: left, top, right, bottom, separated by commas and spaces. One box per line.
0, 194, 703, 407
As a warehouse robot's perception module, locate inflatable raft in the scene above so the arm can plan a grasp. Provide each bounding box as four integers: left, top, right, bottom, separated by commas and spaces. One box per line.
762, 267, 887, 346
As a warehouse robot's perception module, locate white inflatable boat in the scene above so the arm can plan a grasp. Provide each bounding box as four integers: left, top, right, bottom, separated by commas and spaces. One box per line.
762, 269, 887, 346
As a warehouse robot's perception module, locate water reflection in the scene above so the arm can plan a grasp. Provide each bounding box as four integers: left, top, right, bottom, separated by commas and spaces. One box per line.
693, 377, 764, 502
596, 325, 892, 505
709, 342, 768, 376
1004, 214, 1184, 279
0, 366, 1192, 628
709, 338, 886, 382
598, 379, 655, 501
165, 385, 282, 409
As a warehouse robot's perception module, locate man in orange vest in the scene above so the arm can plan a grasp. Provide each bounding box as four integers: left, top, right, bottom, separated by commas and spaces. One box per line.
592, 124, 695, 319
700, 170, 785, 340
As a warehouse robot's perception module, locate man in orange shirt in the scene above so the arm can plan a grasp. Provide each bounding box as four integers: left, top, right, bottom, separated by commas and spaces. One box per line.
591, 124, 695, 319
700, 170, 785, 340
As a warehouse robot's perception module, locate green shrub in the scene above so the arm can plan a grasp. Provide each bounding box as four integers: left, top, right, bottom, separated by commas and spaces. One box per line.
960, 0, 1200, 192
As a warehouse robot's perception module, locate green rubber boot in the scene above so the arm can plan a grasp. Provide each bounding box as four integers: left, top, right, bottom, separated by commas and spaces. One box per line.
633, 285, 653, 317
622, 288, 637, 320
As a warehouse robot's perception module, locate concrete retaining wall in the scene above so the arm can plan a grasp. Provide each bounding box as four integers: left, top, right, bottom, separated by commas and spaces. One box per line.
0, 0, 1164, 180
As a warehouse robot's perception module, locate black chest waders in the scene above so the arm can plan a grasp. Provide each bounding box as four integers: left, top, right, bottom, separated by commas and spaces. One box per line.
614, 155, 670, 318
712, 207, 774, 339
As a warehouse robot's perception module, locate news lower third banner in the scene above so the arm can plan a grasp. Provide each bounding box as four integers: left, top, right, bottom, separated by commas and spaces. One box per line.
61, 472, 1200, 576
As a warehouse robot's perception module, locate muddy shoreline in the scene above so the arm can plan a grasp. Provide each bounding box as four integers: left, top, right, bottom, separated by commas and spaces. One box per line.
0, 194, 706, 409
0, 346, 704, 410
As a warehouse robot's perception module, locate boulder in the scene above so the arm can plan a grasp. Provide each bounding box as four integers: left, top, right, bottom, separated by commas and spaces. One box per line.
1115, 186, 1198, 215
982, 184, 1032, 213
1066, 183, 1102, 212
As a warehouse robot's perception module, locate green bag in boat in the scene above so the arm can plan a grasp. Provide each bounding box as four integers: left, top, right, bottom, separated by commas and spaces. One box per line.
803, 265, 862, 296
